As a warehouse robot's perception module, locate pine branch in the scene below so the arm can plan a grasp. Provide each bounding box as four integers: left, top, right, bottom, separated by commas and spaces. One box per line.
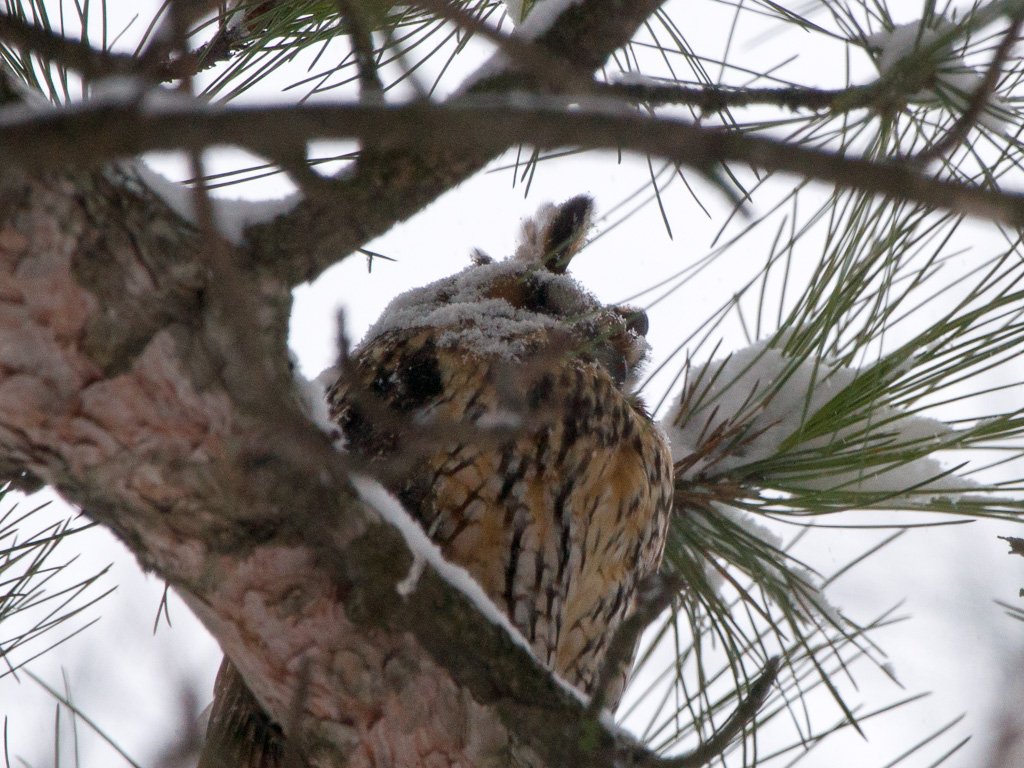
0, 9, 196, 82
913, 11, 1024, 162
4, 97, 1024, 281
597, 81, 863, 112
0, 11, 135, 80
247, 0, 668, 282
0, 161, 770, 768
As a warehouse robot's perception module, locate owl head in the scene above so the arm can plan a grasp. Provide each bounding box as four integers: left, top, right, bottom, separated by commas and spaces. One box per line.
359, 195, 650, 392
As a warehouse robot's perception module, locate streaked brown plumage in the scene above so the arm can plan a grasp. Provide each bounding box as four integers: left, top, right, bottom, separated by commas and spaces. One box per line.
198, 195, 674, 767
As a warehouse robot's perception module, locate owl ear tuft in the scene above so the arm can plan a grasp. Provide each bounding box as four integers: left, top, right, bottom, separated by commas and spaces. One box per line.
514, 194, 594, 272
542, 195, 594, 274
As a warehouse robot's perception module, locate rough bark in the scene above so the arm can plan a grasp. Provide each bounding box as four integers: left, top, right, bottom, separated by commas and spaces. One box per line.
0, 1, 687, 764
0, 166, 659, 766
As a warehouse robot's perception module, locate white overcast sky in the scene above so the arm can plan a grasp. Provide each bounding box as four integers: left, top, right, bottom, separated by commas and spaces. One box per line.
2, 1, 1024, 766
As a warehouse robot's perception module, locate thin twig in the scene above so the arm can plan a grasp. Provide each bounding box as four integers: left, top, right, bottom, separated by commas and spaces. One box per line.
654, 656, 781, 768
0, 7, 227, 83
914, 12, 1024, 163
597, 80, 866, 113
0, 11, 137, 80
585, 573, 684, 717
335, 0, 384, 99
6, 98, 1024, 241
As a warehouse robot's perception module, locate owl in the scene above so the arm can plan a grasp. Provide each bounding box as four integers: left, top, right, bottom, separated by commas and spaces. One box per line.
199, 195, 674, 767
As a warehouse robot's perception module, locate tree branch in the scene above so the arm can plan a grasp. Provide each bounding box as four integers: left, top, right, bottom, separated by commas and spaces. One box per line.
247, 0, 668, 283
5, 97, 1024, 272
1, 166, 735, 768
597, 80, 859, 112
914, 11, 1024, 162
0, 9, 199, 82
0, 11, 139, 80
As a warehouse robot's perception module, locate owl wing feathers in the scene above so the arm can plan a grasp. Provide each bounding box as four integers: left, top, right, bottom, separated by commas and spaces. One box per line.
198, 659, 286, 768
331, 327, 673, 700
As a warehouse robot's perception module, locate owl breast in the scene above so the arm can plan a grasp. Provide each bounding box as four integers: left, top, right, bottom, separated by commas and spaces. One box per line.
330, 251, 673, 705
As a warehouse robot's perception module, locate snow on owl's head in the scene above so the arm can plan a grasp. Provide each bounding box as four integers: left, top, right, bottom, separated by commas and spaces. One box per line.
360, 195, 650, 391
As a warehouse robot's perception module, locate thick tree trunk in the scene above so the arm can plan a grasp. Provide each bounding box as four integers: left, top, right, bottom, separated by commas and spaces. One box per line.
0, 2, 676, 764
0, 167, 650, 767
0, 168, 493, 766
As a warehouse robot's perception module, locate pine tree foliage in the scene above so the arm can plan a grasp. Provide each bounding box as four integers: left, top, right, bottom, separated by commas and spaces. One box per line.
1, 0, 1024, 766
0, 490, 110, 679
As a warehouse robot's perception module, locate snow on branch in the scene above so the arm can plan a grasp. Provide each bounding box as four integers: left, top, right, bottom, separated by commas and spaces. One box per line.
461, 0, 613, 91
865, 15, 1014, 131
663, 339, 978, 500
351, 475, 536, 655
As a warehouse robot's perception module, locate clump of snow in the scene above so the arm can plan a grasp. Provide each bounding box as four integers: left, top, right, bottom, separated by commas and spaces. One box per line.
130, 161, 300, 245
865, 17, 1012, 131
496, 0, 584, 34
87, 75, 148, 104
713, 502, 783, 549
142, 85, 201, 113
503, 0, 528, 24
610, 71, 671, 87
663, 339, 978, 498
866, 18, 953, 76
459, 0, 584, 90
87, 74, 203, 112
